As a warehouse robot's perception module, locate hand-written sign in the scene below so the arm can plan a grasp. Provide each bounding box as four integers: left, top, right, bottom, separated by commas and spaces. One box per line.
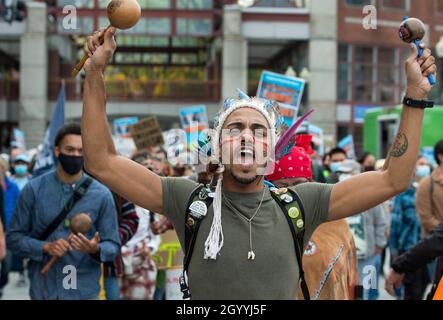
128, 116, 164, 150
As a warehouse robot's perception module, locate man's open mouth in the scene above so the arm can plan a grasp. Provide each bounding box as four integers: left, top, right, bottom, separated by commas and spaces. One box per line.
237, 147, 255, 165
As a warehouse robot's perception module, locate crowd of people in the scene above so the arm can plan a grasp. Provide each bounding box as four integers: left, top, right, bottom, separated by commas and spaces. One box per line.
0, 27, 441, 300
0, 123, 441, 300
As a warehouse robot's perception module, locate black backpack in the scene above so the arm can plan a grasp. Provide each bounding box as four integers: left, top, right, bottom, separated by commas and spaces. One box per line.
179, 183, 310, 300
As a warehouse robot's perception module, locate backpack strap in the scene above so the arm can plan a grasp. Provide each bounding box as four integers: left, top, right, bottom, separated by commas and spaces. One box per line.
38, 177, 93, 241
180, 184, 214, 299
269, 186, 310, 300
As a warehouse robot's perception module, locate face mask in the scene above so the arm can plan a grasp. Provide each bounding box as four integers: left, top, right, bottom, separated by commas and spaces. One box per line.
15, 165, 28, 176
339, 173, 352, 182
330, 162, 341, 173
58, 153, 84, 175
416, 165, 431, 179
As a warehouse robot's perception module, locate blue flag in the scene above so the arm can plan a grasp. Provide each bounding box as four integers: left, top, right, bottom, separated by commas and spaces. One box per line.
32, 82, 65, 178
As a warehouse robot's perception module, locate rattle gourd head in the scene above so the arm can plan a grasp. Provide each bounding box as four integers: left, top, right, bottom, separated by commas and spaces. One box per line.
399, 17, 426, 43
107, 0, 141, 30
71, 213, 93, 234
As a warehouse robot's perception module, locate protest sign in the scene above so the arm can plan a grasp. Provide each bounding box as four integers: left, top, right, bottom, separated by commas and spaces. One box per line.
128, 116, 164, 150
179, 105, 208, 147
257, 70, 305, 127
114, 117, 139, 138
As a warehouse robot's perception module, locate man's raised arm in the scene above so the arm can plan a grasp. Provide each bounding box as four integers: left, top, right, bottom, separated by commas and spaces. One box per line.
328, 42, 437, 221
81, 27, 163, 213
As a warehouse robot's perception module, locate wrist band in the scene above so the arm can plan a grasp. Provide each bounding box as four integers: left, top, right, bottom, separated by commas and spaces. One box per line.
403, 96, 434, 109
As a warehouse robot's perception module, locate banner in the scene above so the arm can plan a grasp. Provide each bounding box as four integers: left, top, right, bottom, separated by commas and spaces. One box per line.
33, 82, 65, 178
178, 105, 208, 147
338, 134, 356, 160
128, 116, 164, 151
114, 117, 139, 138
257, 70, 305, 127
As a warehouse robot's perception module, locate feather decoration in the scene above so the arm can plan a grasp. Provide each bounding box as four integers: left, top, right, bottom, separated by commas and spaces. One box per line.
236, 88, 251, 99
275, 109, 315, 160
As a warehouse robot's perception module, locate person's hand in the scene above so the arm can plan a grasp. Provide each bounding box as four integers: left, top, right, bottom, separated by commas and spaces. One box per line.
139, 246, 152, 259
374, 247, 384, 256
385, 268, 404, 296
83, 27, 117, 74
69, 232, 100, 254
0, 236, 6, 261
43, 239, 72, 257
151, 219, 173, 235
405, 42, 437, 100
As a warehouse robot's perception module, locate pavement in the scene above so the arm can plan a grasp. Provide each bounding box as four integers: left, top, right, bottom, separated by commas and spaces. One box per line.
0, 249, 412, 300
1, 272, 30, 300
0, 270, 396, 301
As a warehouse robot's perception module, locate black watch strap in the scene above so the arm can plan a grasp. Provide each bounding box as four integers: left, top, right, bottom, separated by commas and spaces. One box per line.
403, 96, 434, 109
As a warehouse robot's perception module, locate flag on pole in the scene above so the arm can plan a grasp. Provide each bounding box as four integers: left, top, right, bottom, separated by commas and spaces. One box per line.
32, 81, 65, 178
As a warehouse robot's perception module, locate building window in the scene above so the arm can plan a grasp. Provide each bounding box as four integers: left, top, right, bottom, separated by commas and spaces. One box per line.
337, 125, 350, 142
338, 44, 352, 101
377, 48, 399, 102
337, 45, 402, 104
101, 17, 171, 35
176, 18, 212, 36
59, 0, 93, 8
99, 0, 171, 9
354, 46, 375, 102
57, 16, 93, 34
344, 0, 374, 7
435, 0, 443, 14
177, 0, 212, 9
381, 0, 409, 11
255, 0, 295, 7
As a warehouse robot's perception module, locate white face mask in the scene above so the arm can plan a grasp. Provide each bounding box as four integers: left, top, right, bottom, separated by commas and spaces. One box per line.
416, 165, 431, 179
338, 173, 352, 182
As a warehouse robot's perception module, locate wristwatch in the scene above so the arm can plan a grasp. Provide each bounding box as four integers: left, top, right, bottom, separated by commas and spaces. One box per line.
403, 96, 434, 109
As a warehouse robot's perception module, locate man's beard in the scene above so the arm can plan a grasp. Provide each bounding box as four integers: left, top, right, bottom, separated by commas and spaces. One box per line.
230, 170, 259, 185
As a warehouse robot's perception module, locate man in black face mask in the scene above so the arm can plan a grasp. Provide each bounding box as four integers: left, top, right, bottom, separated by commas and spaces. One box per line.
6, 124, 121, 300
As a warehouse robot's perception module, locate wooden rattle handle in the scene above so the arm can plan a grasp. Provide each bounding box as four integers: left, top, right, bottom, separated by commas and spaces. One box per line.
71, 25, 111, 77
41, 255, 58, 275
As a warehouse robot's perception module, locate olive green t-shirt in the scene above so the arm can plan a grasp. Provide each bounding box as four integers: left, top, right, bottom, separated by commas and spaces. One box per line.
161, 177, 333, 300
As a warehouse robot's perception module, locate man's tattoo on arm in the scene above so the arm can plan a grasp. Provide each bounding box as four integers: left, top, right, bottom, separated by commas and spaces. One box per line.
389, 132, 409, 157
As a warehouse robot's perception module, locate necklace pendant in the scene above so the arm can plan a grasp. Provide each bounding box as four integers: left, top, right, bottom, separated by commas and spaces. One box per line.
247, 251, 256, 260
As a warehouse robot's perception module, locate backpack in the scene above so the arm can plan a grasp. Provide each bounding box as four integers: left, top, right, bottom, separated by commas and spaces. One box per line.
179, 183, 310, 300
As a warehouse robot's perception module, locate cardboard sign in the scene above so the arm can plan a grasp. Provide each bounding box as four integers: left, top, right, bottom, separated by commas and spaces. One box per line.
128, 116, 164, 150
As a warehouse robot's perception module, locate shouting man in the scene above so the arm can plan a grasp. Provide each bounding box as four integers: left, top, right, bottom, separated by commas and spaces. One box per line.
81, 27, 436, 300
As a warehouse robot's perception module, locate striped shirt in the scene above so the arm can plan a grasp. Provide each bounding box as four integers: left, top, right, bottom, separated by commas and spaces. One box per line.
103, 196, 139, 277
